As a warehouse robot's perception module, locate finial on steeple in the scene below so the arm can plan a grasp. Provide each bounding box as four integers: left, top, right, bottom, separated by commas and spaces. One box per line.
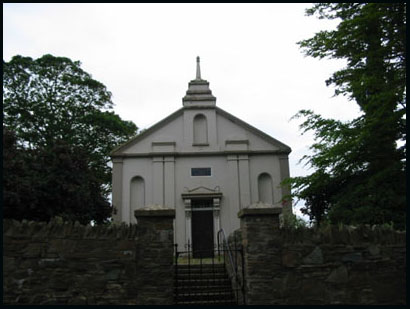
183, 56, 216, 106
196, 56, 201, 80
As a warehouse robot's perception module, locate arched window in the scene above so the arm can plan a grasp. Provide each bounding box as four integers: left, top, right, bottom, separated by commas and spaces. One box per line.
193, 114, 208, 145
258, 173, 273, 204
130, 176, 145, 223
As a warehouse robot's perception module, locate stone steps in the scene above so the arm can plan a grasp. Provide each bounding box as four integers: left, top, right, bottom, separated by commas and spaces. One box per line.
175, 264, 237, 305
177, 264, 225, 270
176, 299, 237, 306
176, 291, 235, 301
177, 273, 228, 280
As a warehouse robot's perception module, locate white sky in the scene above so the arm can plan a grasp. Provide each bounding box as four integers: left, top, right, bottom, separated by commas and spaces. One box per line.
3, 3, 363, 220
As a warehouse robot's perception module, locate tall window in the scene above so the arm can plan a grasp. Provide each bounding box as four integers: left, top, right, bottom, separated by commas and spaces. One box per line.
258, 173, 273, 204
130, 176, 145, 222
193, 114, 208, 145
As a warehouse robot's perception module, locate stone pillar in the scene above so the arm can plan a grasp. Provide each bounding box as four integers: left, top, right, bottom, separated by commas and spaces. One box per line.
213, 197, 221, 245
152, 157, 164, 205
134, 205, 175, 305
183, 199, 192, 247
279, 155, 292, 217
238, 154, 251, 208
238, 203, 282, 305
111, 157, 123, 222
227, 155, 240, 231
164, 156, 175, 208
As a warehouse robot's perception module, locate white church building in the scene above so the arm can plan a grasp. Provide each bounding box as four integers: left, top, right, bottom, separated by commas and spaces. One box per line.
111, 57, 292, 254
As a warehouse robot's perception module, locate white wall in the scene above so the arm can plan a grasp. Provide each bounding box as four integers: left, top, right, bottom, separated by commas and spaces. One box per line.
115, 106, 291, 248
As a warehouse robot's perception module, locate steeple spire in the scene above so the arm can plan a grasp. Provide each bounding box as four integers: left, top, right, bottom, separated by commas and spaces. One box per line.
196, 56, 201, 80
182, 56, 216, 107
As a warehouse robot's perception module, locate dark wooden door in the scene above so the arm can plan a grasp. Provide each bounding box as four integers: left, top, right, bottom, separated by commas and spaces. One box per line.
191, 200, 214, 258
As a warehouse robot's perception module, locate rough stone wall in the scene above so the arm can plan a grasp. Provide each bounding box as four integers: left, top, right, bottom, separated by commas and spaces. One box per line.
3, 210, 175, 305
237, 211, 406, 305
134, 212, 175, 305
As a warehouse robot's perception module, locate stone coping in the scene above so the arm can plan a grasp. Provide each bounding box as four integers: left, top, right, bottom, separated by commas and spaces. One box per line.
238, 203, 282, 218
134, 205, 175, 218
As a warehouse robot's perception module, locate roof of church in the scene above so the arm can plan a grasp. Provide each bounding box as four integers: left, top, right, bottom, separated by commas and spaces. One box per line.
110, 57, 291, 156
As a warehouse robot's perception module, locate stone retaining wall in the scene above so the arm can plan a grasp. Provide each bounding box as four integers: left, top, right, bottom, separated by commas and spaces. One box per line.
3, 207, 175, 305
235, 205, 406, 305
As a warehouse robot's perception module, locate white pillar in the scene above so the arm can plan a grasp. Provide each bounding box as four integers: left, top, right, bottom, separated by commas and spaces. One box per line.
238, 154, 251, 209
152, 156, 164, 205
183, 198, 192, 249
213, 197, 221, 247
112, 158, 123, 223
164, 156, 175, 208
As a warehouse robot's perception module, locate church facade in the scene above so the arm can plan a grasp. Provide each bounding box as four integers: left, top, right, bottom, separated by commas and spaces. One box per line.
110, 57, 292, 253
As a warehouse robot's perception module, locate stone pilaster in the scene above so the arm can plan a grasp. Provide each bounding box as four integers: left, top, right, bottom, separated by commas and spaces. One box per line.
238, 154, 251, 208
111, 157, 123, 222
152, 157, 164, 205
279, 155, 292, 217
164, 156, 175, 208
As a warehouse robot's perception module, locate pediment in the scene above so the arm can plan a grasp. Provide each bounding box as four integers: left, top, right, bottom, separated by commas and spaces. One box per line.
181, 186, 223, 199
110, 105, 291, 157
216, 107, 291, 153
110, 108, 183, 156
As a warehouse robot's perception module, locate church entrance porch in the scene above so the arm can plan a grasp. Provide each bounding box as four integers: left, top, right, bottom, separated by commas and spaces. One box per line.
191, 199, 214, 258
181, 186, 222, 254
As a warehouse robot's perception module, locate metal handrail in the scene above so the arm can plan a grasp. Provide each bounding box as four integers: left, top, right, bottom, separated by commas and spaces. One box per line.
217, 228, 245, 304
217, 229, 236, 275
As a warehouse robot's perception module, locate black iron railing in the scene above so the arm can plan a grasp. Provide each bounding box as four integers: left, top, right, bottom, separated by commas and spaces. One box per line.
217, 229, 246, 305
174, 242, 227, 305
174, 236, 245, 305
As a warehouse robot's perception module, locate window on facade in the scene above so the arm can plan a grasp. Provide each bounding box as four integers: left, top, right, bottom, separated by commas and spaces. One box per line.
193, 114, 208, 145
258, 173, 273, 204
191, 167, 212, 176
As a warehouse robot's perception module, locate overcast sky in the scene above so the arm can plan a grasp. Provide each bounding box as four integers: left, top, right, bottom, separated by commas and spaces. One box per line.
3, 3, 363, 219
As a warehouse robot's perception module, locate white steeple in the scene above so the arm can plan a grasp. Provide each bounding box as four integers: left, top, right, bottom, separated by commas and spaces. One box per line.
183, 56, 216, 108
196, 56, 201, 80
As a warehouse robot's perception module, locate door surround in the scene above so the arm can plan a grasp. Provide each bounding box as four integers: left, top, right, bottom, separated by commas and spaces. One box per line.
181, 186, 222, 250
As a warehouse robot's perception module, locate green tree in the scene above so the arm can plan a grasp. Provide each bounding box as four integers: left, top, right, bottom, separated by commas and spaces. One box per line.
3, 129, 112, 224
3, 127, 35, 220
3, 54, 138, 223
289, 3, 406, 228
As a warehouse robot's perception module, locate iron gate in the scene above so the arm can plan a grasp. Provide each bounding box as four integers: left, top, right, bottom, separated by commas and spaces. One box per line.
174, 231, 246, 305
